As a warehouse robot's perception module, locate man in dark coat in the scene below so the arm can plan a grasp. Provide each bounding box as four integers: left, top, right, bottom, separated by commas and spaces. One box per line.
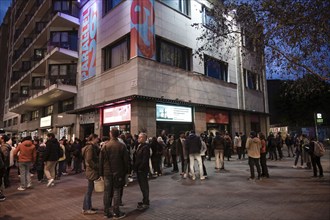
134, 133, 150, 210
99, 128, 128, 219
44, 133, 60, 187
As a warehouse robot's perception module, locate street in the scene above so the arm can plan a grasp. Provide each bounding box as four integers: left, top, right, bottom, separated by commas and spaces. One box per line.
1, 149, 329, 220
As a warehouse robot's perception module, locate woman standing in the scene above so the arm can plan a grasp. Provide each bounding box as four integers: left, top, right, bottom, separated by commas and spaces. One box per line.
81, 134, 100, 215
258, 132, 269, 178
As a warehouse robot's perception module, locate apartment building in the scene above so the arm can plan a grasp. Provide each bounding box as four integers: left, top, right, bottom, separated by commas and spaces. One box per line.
71, 0, 269, 138
3, 0, 80, 140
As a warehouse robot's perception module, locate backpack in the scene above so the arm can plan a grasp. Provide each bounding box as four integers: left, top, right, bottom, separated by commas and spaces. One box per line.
313, 141, 325, 157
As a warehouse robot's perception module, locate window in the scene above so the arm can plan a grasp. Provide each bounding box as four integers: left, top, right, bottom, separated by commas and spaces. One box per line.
53, 0, 70, 12
8, 119, 12, 127
21, 86, 29, 96
244, 69, 261, 90
103, 36, 129, 70
204, 55, 228, 81
13, 117, 18, 125
157, 38, 191, 70
242, 28, 255, 52
34, 48, 46, 60
159, 0, 189, 16
31, 110, 39, 120
202, 6, 216, 28
49, 64, 76, 77
3, 121, 6, 127
44, 105, 53, 116
50, 31, 77, 50
21, 114, 29, 123
36, 22, 47, 33
104, 0, 123, 14
59, 98, 74, 113
22, 61, 31, 71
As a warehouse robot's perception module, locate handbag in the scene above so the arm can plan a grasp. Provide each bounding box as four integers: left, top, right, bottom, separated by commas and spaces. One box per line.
94, 177, 104, 192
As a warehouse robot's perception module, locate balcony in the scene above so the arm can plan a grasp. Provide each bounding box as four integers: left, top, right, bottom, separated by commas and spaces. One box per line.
9, 78, 77, 114
12, 10, 79, 68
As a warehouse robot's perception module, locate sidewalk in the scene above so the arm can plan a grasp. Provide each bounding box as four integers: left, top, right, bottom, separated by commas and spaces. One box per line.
1, 149, 329, 220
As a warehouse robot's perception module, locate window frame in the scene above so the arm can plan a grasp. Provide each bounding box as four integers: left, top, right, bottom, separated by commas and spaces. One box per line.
204, 55, 228, 82
103, 0, 124, 15
244, 69, 261, 91
31, 110, 39, 121
103, 35, 130, 71
44, 105, 54, 116
59, 98, 74, 113
156, 37, 191, 71
159, 0, 190, 16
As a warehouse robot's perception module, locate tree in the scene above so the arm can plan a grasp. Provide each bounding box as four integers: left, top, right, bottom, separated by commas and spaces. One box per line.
193, 0, 330, 81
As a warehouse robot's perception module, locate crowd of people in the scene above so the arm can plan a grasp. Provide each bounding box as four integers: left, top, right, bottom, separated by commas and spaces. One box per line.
0, 128, 325, 219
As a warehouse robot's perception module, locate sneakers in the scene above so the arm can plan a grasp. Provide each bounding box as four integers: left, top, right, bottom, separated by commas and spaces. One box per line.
200, 176, 206, 180
17, 186, 26, 191
191, 176, 196, 180
47, 179, 54, 187
292, 165, 297, 168
0, 193, 5, 201
127, 177, 134, 183
112, 211, 126, 219
137, 202, 149, 210
27, 183, 33, 189
183, 173, 187, 179
82, 210, 97, 215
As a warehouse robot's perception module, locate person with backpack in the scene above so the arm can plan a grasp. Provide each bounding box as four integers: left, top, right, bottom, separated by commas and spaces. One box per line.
305, 138, 324, 178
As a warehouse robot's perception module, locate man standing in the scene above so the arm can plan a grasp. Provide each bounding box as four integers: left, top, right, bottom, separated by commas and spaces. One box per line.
1, 135, 12, 188
176, 131, 188, 177
44, 133, 60, 187
185, 131, 204, 180
212, 131, 226, 171
246, 131, 262, 180
100, 128, 128, 219
134, 133, 150, 210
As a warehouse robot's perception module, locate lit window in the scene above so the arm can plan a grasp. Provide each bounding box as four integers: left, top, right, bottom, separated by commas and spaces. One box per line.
104, 0, 123, 14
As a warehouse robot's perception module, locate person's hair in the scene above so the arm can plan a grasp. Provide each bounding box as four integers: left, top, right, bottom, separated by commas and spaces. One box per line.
215, 131, 220, 136
47, 133, 55, 139
1, 134, 10, 143
190, 130, 195, 134
102, 136, 110, 142
250, 131, 257, 138
258, 132, 265, 140
22, 136, 32, 142
110, 128, 120, 138
139, 132, 147, 140
235, 132, 239, 137
87, 134, 98, 142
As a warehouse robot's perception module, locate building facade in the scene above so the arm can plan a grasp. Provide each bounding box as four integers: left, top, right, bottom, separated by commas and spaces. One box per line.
71, 0, 269, 139
3, 0, 80, 140
2, 0, 269, 140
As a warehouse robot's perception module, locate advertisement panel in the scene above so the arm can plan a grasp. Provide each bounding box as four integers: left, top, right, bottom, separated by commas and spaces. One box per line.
130, 0, 156, 59
81, 0, 97, 81
206, 109, 229, 124
103, 104, 131, 124
40, 116, 52, 128
156, 104, 192, 122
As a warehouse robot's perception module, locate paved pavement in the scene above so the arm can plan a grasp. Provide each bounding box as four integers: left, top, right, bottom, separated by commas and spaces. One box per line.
1, 148, 329, 220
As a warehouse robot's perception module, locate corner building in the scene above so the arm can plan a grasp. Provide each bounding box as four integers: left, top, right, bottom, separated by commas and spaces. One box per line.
73, 0, 269, 138
3, 0, 80, 140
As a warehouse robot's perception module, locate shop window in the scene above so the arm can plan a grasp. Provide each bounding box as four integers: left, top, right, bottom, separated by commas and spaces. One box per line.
204, 55, 228, 81
103, 0, 123, 15
31, 110, 39, 121
44, 105, 53, 116
59, 98, 74, 113
156, 38, 191, 71
103, 36, 129, 71
159, 0, 190, 16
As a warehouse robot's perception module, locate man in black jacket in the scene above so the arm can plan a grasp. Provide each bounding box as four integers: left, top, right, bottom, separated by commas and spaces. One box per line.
44, 133, 60, 187
185, 131, 204, 180
99, 128, 128, 219
134, 133, 150, 210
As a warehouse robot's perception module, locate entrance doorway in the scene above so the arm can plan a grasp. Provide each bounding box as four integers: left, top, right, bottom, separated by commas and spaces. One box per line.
80, 124, 94, 139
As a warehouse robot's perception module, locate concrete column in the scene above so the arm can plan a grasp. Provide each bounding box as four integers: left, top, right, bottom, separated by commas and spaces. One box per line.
194, 107, 206, 135
131, 100, 156, 137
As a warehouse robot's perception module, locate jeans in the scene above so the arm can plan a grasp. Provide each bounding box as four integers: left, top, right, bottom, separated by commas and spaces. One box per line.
237, 147, 243, 159
287, 144, 294, 157
57, 160, 66, 177
180, 155, 188, 174
248, 157, 261, 179
311, 155, 323, 177
83, 179, 94, 210
137, 171, 149, 205
171, 155, 178, 171
189, 153, 203, 179
294, 150, 303, 166
260, 153, 269, 177
19, 162, 32, 187
201, 156, 208, 176
214, 149, 224, 169
104, 175, 122, 215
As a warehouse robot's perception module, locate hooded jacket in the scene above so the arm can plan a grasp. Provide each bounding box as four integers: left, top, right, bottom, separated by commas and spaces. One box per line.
44, 138, 60, 162
246, 137, 261, 158
14, 140, 36, 162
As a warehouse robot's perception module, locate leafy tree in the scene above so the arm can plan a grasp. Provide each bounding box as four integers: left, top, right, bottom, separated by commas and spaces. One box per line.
193, 0, 330, 81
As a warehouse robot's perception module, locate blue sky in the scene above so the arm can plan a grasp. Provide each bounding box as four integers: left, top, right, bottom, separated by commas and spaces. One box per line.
0, 0, 11, 25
